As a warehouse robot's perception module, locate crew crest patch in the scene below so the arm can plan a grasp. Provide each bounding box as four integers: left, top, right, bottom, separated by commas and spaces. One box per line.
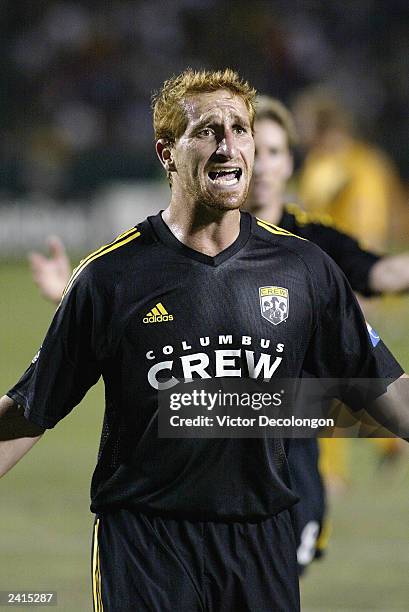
259, 286, 289, 326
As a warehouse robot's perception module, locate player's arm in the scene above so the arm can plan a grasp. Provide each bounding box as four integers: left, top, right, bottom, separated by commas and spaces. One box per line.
366, 374, 409, 438
29, 236, 71, 304
0, 395, 44, 478
368, 253, 409, 293
308, 222, 409, 296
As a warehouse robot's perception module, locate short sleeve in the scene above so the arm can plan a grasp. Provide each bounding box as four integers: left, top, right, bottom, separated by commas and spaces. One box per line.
7, 272, 105, 429
304, 251, 403, 384
301, 222, 381, 297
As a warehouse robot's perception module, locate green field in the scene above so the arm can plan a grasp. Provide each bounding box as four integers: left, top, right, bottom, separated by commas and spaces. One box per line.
1, 261, 408, 611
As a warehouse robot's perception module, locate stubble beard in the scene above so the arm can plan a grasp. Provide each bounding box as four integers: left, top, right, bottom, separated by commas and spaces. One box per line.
197, 180, 250, 213
174, 169, 250, 213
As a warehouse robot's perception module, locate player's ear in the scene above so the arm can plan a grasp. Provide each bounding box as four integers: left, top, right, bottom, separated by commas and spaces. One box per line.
156, 139, 176, 173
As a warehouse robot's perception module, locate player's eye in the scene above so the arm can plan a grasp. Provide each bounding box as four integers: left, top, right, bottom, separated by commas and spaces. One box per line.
233, 125, 247, 134
198, 128, 214, 137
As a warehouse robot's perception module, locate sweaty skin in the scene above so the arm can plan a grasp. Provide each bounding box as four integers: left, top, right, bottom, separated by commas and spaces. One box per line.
157, 89, 255, 256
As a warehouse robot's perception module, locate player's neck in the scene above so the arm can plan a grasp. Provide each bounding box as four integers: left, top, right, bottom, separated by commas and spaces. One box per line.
247, 197, 284, 225
162, 201, 242, 257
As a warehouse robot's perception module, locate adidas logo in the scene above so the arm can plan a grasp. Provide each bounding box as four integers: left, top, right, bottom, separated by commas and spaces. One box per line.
143, 302, 174, 324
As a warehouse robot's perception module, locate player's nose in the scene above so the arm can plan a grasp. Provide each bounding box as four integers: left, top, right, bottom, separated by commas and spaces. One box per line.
216, 131, 237, 159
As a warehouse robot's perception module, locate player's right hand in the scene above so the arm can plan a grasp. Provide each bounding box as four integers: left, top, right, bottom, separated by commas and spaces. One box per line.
29, 236, 72, 304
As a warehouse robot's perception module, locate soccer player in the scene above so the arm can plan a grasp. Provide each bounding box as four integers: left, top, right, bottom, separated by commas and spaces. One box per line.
28, 106, 327, 578
28, 94, 409, 576
1, 70, 407, 611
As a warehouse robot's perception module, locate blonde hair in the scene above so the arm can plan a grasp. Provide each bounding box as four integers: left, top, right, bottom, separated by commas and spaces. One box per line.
152, 68, 257, 143
255, 96, 298, 150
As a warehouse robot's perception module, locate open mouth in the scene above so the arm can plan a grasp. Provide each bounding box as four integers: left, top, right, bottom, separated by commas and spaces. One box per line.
208, 168, 242, 186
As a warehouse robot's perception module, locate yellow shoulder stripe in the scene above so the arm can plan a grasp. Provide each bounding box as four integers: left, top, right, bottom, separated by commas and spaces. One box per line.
61, 227, 141, 300
74, 227, 137, 274
256, 217, 306, 240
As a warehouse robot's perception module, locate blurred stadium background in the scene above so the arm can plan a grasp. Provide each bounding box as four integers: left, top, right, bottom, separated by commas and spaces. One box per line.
1, 1, 408, 610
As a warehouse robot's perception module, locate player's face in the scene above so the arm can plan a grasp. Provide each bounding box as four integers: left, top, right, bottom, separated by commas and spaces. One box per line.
247, 119, 293, 209
171, 90, 254, 211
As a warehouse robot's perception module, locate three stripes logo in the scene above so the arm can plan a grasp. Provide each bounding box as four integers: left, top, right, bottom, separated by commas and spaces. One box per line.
143, 302, 174, 324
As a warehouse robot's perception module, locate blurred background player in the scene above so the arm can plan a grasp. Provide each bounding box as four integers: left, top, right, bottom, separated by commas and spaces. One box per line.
247, 94, 409, 563
248, 95, 409, 292
292, 87, 409, 485
292, 86, 408, 253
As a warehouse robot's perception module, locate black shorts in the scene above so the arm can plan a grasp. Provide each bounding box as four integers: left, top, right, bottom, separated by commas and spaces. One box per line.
91, 508, 300, 612
287, 439, 327, 574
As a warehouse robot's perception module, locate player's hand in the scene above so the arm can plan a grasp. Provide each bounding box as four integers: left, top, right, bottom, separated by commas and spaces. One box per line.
29, 236, 72, 304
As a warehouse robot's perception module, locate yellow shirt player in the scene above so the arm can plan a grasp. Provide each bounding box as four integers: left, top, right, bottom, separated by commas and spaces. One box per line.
294, 88, 405, 253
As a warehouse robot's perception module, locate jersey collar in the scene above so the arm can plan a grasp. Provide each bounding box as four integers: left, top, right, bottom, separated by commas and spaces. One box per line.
148, 210, 252, 267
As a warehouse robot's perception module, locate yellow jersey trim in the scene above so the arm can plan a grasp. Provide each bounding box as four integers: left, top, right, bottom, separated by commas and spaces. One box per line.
256, 218, 306, 240
92, 518, 104, 612
61, 228, 141, 300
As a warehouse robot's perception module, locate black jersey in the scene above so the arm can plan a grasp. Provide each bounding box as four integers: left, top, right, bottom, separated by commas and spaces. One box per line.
8, 211, 402, 521
279, 204, 381, 296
